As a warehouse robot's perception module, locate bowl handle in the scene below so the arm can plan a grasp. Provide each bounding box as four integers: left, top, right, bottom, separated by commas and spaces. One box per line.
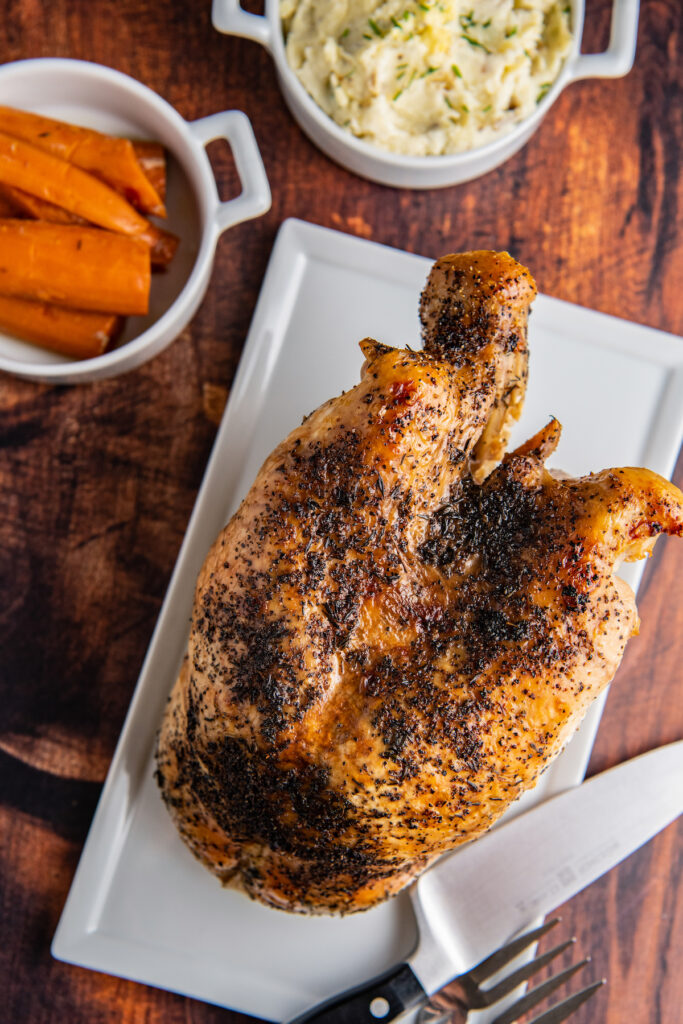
189, 111, 272, 237
211, 0, 273, 52
570, 0, 640, 80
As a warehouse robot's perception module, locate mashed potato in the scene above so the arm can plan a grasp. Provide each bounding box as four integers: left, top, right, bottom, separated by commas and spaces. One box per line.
281, 0, 573, 156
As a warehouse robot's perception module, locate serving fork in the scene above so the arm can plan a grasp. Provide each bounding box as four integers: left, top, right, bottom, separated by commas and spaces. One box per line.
417, 919, 603, 1024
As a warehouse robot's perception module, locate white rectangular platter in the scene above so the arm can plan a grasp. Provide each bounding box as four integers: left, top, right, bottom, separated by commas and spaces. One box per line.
53, 219, 683, 1023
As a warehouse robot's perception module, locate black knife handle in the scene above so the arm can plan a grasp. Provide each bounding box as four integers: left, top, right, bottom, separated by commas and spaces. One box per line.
287, 962, 426, 1024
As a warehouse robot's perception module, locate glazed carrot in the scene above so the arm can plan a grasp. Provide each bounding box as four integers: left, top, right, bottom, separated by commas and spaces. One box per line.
0, 132, 173, 256
0, 294, 122, 358
133, 141, 166, 202
0, 180, 177, 268
0, 106, 166, 216
0, 220, 150, 315
0, 182, 87, 224
149, 227, 179, 268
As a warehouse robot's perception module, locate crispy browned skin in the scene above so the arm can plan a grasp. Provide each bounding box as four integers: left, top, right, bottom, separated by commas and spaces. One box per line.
419, 251, 534, 481
156, 252, 683, 914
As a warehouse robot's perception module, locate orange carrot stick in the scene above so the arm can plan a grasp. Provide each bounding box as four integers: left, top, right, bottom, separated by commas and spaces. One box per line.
0, 220, 150, 315
0, 294, 122, 358
0, 182, 87, 224
0, 132, 172, 256
0, 180, 177, 268
133, 141, 167, 202
0, 106, 166, 217
149, 227, 179, 269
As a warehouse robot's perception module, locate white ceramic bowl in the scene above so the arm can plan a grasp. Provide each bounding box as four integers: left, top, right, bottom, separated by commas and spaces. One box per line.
0, 59, 272, 383
213, 0, 640, 189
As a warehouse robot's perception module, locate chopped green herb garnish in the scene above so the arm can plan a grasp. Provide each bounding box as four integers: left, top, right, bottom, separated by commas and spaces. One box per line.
482, 18, 491, 27
537, 82, 551, 102
444, 95, 455, 109
393, 88, 403, 100
461, 33, 490, 52
340, 27, 350, 38
391, 15, 401, 29
505, 26, 517, 37
418, 2, 431, 10
362, 32, 373, 40
396, 70, 406, 79
368, 18, 383, 36
461, 104, 469, 113
451, 63, 463, 78
482, 104, 492, 112
421, 65, 438, 76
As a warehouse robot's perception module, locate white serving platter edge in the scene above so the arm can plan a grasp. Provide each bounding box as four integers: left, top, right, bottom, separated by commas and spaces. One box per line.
52, 218, 683, 1023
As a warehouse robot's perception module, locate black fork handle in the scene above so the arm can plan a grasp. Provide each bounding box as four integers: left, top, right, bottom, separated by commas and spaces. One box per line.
287, 962, 426, 1024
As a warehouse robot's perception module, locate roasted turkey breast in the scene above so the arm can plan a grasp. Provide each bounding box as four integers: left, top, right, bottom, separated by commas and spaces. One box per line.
156, 252, 683, 914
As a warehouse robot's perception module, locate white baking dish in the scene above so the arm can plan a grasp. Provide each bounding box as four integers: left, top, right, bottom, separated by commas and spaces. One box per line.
0, 59, 271, 383
213, 0, 640, 189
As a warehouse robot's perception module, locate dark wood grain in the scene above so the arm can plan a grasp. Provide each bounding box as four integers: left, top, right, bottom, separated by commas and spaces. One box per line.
0, 1, 681, 1022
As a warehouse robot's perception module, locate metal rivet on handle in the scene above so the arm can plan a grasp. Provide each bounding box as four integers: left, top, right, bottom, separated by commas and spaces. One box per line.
369, 997, 390, 1018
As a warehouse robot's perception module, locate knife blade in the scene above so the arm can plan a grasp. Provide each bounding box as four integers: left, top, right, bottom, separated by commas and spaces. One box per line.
287, 740, 683, 1024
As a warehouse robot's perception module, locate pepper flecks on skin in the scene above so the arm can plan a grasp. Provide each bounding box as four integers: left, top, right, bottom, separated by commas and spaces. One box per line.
156, 252, 683, 915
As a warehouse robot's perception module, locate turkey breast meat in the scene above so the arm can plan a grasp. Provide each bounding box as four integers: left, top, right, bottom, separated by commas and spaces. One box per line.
156, 251, 683, 914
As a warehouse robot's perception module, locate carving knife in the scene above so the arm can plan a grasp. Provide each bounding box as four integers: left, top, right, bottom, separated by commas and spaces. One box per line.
288, 740, 683, 1024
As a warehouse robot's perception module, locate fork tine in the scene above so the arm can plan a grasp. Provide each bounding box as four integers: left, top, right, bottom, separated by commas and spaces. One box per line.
492, 977, 605, 1024
522, 979, 606, 1024
479, 940, 577, 1005
490, 957, 591, 1024
467, 918, 561, 984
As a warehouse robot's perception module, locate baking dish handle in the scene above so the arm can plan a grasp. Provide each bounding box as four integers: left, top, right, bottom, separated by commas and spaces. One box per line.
570, 0, 640, 80
211, 0, 273, 52
189, 111, 271, 236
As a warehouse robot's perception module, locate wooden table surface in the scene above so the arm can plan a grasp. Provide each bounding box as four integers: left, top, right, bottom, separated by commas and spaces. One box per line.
1, 1, 681, 1022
